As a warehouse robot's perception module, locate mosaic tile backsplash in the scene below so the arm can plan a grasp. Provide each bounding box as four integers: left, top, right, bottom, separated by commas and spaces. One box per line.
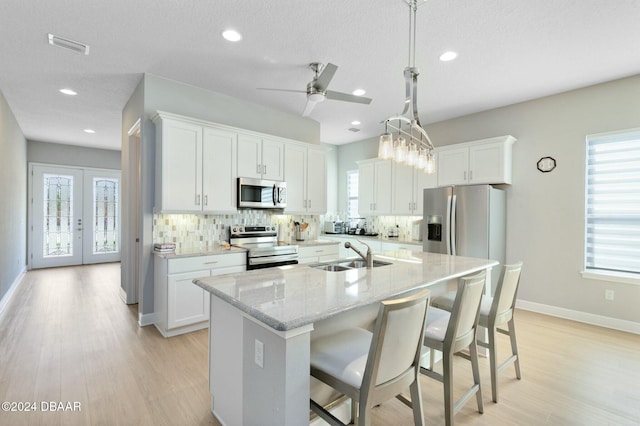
153, 210, 422, 252
153, 211, 320, 251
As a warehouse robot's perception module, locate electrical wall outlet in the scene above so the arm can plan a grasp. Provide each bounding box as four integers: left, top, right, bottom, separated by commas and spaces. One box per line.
605, 289, 615, 301
254, 339, 264, 368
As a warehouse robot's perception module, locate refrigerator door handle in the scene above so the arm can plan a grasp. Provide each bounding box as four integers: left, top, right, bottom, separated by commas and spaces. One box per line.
451, 194, 457, 255
446, 195, 452, 255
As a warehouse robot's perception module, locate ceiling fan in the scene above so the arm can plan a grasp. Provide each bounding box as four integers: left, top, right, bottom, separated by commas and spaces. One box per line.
258, 62, 372, 117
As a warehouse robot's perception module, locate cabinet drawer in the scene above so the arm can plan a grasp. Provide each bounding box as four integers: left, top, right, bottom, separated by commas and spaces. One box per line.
298, 244, 339, 259
168, 252, 246, 274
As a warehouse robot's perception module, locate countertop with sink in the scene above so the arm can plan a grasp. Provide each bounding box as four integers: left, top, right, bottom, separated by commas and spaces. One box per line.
194, 250, 497, 331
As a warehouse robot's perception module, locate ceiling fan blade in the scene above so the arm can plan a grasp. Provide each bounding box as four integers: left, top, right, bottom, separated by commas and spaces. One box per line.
313, 63, 338, 91
257, 88, 306, 94
325, 90, 372, 104
302, 99, 317, 117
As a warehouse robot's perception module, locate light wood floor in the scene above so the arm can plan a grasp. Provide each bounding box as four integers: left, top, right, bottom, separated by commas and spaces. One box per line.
1, 263, 639, 425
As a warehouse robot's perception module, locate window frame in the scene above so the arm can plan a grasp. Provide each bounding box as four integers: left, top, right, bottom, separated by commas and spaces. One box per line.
346, 169, 359, 220
582, 128, 640, 285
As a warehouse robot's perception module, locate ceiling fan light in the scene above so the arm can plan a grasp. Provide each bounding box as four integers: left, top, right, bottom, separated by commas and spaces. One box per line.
308, 92, 325, 103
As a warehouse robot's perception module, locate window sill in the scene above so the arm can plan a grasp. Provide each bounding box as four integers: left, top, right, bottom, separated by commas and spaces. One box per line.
581, 270, 640, 286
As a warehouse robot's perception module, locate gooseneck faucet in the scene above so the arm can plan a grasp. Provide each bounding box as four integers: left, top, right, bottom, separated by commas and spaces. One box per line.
344, 240, 373, 268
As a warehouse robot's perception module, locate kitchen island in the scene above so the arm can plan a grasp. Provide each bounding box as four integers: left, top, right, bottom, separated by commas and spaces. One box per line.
193, 250, 498, 426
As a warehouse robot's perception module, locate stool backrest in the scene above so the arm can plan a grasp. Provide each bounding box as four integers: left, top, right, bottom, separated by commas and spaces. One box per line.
491, 262, 523, 321
447, 271, 486, 352
362, 288, 431, 398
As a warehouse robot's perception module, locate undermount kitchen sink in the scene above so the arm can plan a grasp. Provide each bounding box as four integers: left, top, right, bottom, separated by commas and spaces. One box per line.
309, 259, 392, 272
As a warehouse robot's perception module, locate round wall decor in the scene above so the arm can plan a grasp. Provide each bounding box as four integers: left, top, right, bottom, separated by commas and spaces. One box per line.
537, 156, 556, 173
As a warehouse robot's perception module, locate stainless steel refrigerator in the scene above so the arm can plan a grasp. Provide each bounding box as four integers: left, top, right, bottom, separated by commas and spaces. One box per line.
423, 185, 505, 288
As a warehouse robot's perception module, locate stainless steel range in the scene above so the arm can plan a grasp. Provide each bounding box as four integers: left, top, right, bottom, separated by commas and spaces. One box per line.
230, 225, 298, 270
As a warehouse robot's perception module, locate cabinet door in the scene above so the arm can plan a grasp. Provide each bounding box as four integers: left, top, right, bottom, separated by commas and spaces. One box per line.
413, 165, 438, 216
358, 162, 375, 216
437, 147, 468, 186
284, 144, 307, 213
392, 163, 414, 215
374, 160, 392, 214
203, 127, 237, 212
306, 147, 327, 214
469, 142, 508, 184
237, 134, 262, 178
167, 270, 210, 329
262, 139, 285, 181
160, 120, 203, 212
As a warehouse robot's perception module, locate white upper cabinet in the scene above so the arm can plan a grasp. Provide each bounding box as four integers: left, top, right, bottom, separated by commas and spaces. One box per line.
237, 134, 284, 181
358, 159, 392, 216
437, 135, 516, 186
153, 112, 237, 213
284, 143, 327, 214
392, 160, 438, 215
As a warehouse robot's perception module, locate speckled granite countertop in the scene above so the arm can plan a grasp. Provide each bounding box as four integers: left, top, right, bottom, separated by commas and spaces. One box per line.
193, 251, 497, 331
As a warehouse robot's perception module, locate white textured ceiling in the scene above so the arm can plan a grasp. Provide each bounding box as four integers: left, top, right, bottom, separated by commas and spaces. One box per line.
1, 0, 639, 151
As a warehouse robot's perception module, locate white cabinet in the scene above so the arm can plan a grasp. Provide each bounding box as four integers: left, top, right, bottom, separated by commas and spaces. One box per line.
437, 135, 516, 186
358, 159, 392, 216
392, 161, 438, 215
237, 134, 284, 181
153, 113, 237, 213
154, 252, 246, 337
297, 243, 339, 264
284, 143, 327, 214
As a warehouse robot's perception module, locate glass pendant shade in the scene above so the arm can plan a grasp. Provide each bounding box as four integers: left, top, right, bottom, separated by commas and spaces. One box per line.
378, 133, 393, 160
417, 147, 427, 169
394, 136, 407, 163
425, 151, 435, 174
406, 142, 417, 166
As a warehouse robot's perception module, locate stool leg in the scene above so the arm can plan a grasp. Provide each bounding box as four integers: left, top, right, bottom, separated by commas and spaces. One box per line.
443, 351, 454, 426
488, 326, 499, 403
469, 339, 484, 414
508, 318, 522, 380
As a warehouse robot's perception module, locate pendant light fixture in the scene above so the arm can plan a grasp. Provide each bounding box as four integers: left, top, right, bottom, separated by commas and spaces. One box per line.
378, 0, 436, 174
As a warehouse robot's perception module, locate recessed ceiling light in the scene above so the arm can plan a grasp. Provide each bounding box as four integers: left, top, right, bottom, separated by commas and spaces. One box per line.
222, 29, 242, 42
351, 120, 361, 126
59, 88, 77, 96
352, 89, 366, 96
83, 129, 95, 134
439, 51, 458, 62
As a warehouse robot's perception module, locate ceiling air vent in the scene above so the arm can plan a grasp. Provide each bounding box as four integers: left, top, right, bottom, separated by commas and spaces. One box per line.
48, 34, 90, 55
348, 128, 361, 132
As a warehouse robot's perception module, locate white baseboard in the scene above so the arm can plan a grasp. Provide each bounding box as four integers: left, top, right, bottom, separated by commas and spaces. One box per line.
138, 312, 156, 327
119, 287, 128, 304
0, 268, 27, 319
517, 299, 640, 335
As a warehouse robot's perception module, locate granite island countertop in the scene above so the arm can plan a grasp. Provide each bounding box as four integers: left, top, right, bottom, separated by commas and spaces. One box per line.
193, 250, 497, 331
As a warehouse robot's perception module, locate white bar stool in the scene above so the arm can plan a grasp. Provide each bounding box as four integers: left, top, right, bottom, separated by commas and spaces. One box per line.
420, 271, 486, 426
310, 288, 431, 426
432, 262, 523, 403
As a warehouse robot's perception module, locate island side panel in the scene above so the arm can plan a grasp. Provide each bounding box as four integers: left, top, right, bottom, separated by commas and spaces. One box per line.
210, 295, 244, 425
242, 317, 312, 426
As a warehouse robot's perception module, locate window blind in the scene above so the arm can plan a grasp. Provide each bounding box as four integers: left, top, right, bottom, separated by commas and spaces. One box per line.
585, 130, 640, 275
346, 170, 359, 219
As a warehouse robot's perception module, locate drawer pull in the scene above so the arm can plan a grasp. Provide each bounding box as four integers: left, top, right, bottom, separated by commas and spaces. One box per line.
203, 261, 219, 265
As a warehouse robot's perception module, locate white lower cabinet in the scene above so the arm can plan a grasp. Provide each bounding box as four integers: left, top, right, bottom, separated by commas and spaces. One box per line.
297, 243, 339, 264
154, 252, 246, 337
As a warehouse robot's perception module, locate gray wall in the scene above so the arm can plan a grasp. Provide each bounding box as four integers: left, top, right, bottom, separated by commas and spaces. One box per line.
27, 140, 121, 169
123, 73, 322, 317
336, 74, 640, 324
0, 90, 27, 303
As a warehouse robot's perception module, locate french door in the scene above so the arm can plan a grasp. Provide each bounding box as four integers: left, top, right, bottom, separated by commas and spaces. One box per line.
30, 164, 121, 269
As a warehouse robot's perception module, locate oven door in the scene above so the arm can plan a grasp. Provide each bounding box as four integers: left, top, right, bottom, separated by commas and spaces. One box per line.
247, 254, 299, 270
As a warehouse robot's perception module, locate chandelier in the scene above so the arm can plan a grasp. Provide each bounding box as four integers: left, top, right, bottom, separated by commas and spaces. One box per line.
378, 0, 435, 174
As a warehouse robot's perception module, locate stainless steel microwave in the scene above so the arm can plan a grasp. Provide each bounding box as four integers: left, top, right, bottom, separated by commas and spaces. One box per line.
237, 177, 287, 209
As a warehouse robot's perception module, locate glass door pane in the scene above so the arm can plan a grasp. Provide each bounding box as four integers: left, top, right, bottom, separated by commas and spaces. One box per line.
83, 170, 121, 264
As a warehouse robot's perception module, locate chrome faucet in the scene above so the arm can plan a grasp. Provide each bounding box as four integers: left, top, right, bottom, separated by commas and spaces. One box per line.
344, 240, 373, 268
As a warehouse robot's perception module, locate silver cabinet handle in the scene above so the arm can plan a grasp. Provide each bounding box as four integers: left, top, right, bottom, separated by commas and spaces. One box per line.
469, 170, 473, 181
204, 195, 208, 206
308, 199, 311, 209
196, 194, 201, 205
204, 261, 218, 265
263, 164, 267, 175
463, 171, 467, 181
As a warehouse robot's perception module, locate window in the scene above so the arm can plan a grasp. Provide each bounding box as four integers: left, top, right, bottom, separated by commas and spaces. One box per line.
346, 170, 359, 219
585, 129, 640, 279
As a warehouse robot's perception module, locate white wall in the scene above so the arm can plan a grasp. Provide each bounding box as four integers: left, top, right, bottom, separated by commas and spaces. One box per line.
336, 74, 640, 325
27, 140, 121, 169
0, 90, 27, 306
